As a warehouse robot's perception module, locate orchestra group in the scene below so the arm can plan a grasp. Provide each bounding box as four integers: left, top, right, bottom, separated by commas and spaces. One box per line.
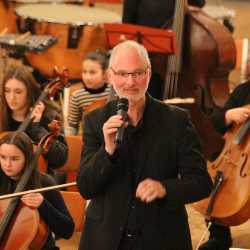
0, 0, 248, 250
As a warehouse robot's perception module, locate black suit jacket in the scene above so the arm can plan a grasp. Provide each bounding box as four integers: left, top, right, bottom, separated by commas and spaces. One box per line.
122, 0, 206, 28
77, 95, 212, 250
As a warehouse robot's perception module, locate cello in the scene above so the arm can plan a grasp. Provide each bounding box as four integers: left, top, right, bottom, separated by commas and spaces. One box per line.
0, 133, 53, 250
193, 104, 250, 226
162, 0, 236, 160
0, 69, 69, 250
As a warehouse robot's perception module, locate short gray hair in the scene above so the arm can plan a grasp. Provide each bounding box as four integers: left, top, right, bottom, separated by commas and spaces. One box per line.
109, 40, 151, 68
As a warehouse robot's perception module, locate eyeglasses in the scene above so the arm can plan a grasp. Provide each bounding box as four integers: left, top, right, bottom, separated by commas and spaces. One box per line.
110, 67, 149, 80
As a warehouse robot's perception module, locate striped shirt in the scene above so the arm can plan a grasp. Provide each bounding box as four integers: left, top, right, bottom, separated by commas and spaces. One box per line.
68, 83, 111, 135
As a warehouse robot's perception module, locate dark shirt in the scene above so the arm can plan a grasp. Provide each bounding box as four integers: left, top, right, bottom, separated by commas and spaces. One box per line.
123, 119, 144, 233
8, 116, 68, 170
122, 0, 206, 28
212, 80, 250, 134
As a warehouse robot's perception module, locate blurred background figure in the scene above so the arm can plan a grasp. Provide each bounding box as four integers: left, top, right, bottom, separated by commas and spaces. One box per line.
67, 50, 111, 135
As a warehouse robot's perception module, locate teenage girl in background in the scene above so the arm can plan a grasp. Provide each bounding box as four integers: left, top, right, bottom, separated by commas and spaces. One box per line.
67, 50, 111, 135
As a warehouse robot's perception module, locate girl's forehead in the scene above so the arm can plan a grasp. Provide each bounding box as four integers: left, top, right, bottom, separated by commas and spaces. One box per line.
5, 78, 26, 89
0, 143, 21, 153
82, 59, 102, 67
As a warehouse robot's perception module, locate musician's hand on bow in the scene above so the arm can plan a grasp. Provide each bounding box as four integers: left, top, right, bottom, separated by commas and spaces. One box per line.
31, 101, 45, 123
21, 193, 44, 208
136, 178, 166, 203
225, 107, 250, 125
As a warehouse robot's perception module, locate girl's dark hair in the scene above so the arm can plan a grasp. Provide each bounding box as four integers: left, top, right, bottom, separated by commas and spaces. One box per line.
0, 64, 63, 130
84, 50, 109, 70
0, 131, 41, 194
0, 65, 41, 131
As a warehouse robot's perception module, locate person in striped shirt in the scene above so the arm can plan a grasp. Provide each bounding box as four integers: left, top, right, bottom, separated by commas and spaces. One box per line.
67, 51, 111, 135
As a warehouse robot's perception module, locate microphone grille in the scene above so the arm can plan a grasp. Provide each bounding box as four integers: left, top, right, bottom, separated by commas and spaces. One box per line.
117, 98, 129, 111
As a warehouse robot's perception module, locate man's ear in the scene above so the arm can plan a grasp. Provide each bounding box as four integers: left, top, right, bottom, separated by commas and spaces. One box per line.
148, 67, 152, 79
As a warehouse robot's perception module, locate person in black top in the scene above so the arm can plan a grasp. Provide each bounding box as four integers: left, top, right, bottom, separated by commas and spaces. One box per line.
77, 40, 212, 250
122, 0, 206, 28
0, 64, 68, 176
198, 79, 250, 250
0, 131, 74, 250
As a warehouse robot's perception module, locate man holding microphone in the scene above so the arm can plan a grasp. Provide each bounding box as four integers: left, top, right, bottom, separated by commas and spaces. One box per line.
77, 40, 212, 250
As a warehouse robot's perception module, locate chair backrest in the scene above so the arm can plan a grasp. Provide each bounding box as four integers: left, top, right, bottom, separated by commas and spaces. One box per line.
60, 191, 86, 232
59, 135, 83, 172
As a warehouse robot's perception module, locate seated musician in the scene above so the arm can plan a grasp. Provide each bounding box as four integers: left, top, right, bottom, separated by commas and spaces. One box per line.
0, 131, 74, 250
198, 59, 250, 250
67, 50, 112, 135
0, 64, 68, 177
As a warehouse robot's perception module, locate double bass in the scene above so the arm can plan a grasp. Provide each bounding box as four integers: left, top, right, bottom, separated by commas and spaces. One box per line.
162, 0, 236, 161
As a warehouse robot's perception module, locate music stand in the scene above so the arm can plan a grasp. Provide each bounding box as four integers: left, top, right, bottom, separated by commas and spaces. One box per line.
103, 23, 176, 54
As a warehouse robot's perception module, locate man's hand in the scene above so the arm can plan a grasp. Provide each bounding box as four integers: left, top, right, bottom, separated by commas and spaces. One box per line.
103, 115, 124, 155
136, 178, 166, 203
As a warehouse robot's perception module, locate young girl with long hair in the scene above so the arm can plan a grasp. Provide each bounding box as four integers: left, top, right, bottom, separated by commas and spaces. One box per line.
0, 64, 68, 174
0, 131, 74, 250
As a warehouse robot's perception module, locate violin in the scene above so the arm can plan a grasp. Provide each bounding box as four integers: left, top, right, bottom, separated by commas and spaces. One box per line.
193, 105, 250, 226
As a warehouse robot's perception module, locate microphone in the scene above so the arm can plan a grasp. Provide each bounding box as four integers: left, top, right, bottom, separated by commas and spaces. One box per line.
114, 98, 129, 145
